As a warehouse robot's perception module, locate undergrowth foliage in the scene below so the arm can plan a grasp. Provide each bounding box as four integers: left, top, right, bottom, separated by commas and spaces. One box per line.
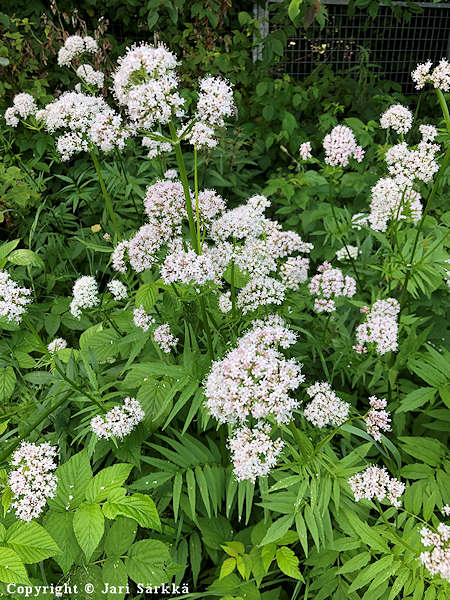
0, 29, 449, 600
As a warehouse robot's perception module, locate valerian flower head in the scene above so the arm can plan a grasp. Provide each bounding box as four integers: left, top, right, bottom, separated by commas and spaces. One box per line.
9, 442, 58, 521
70, 276, 99, 318
0, 271, 32, 323
364, 396, 391, 441
419, 523, 450, 582
348, 465, 405, 507
309, 262, 356, 313
204, 315, 303, 426
323, 125, 364, 167
354, 298, 400, 355
228, 423, 284, 483
91, 397, 145, 439
380, 104, 413, 134
153, 323, 178, 353
304, 381, 350, 428
57, 35, 98, 67
5, 93, 37, 127
47, 338, 68, 354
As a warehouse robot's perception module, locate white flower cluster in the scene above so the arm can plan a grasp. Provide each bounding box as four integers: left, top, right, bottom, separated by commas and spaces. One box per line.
304, 381, 350, 428
380, 104, 413, 135
348, 465, 405, 507
36, 92, 128, 161
113, 43, 184, 130
142, 136, 172, 159
0, 271, 32, 323
336, 245, 359, 261
185, 76, 236, 148
8, 441, 58, 521
76, 64, 104, 88
5, 93, 37, 127
70, 275, 99, 318
419, 523, 450, 582
204, 315, 303, 481
412, 58, 450, 92
323, 125, 364, 167
228, 424, 285, 483
309, 262, 356, 313
47, 338, 67, 354
133, 306, 155, 331
299, 141, 312, 160
354, 298, 400, 355
153, 323, 178, 353
57, 35, 98, 67
113, 186, 312, 311
107, 279, 127, 300
91, 397, 145, 439
368, 177, 422, 232
385, 139, 439, 185
363, 396, 391, 441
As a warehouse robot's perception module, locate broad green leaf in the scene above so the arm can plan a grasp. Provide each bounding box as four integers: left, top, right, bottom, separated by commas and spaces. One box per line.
135, 282, 158, 311
275, 546, 303, 580
337, 551, 371, 574
85, 464, 133, 503
5, 521, 60, 563
102, 493, 160, 530
73, 502, 105, 561
173, 472, 182, 521
344, 509, 389, 553
0, 239, 20, 260
220, 557, 236, 580
104, 517, 137, 558
0, 547, 29, 584
44, 511, 81, 574
125, 540, 171, 587
102, 558, 128, 600
48, 450, 92, 512
8, 249, 44, 269
397, 387, 435, 413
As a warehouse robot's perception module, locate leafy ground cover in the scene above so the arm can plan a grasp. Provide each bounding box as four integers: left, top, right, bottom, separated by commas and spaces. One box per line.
0, 3, 449, 599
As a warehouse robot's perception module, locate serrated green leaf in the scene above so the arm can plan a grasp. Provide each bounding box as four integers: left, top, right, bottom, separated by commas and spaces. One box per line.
73, 502, 105, 561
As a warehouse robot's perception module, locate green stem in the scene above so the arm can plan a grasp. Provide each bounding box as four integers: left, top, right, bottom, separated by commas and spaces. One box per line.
436, 89, 450, 135
328, 179, 363, 289
374, 499, 417, 554
230, 260, 237, 318
399, 145, 450, 311
199, 296, 214, 359
169, 120, 198, 250
90, 149, 121, 240
194, 147, 201, 253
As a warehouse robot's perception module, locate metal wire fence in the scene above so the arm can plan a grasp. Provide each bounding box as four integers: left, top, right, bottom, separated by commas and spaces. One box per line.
279, 1, 450, 92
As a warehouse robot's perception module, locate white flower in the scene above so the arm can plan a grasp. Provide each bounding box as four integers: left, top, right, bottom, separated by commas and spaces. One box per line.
57, 35, 98, 67
196, 76, 235, 127
70, 275, 99, 318
323, 125, 364, 167
4, 93, 37, 126
237, 276, 286, 314
336, 245, 359, 261
91, 397, 145, 439
153, 323, 178, 353
304, 381, 350, 428
9, 442, 58, 521
164, 169, 177, 179
309, 262, 356, 313
228, 424, 284, 482
218, 291, 232, 313
364, 396, 391, 441
380, 104, 413, 134
349, 465, 405, 507
76, 64, 104, 88
0, 271, 32, 322
419, 524, 450, 582
299, 141, 312, 160
204, 315, 303, 426
354, 298, 400, 355
133, 306, 155, 331
107, 279, 127, 300
48, 338, 67, 353
368, 177, 422, 232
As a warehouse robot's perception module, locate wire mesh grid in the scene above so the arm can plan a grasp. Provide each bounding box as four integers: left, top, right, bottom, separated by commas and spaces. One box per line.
280, 1, 450, 92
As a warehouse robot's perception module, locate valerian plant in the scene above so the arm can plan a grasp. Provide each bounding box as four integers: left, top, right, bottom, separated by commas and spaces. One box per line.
0, 32, 448, 600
